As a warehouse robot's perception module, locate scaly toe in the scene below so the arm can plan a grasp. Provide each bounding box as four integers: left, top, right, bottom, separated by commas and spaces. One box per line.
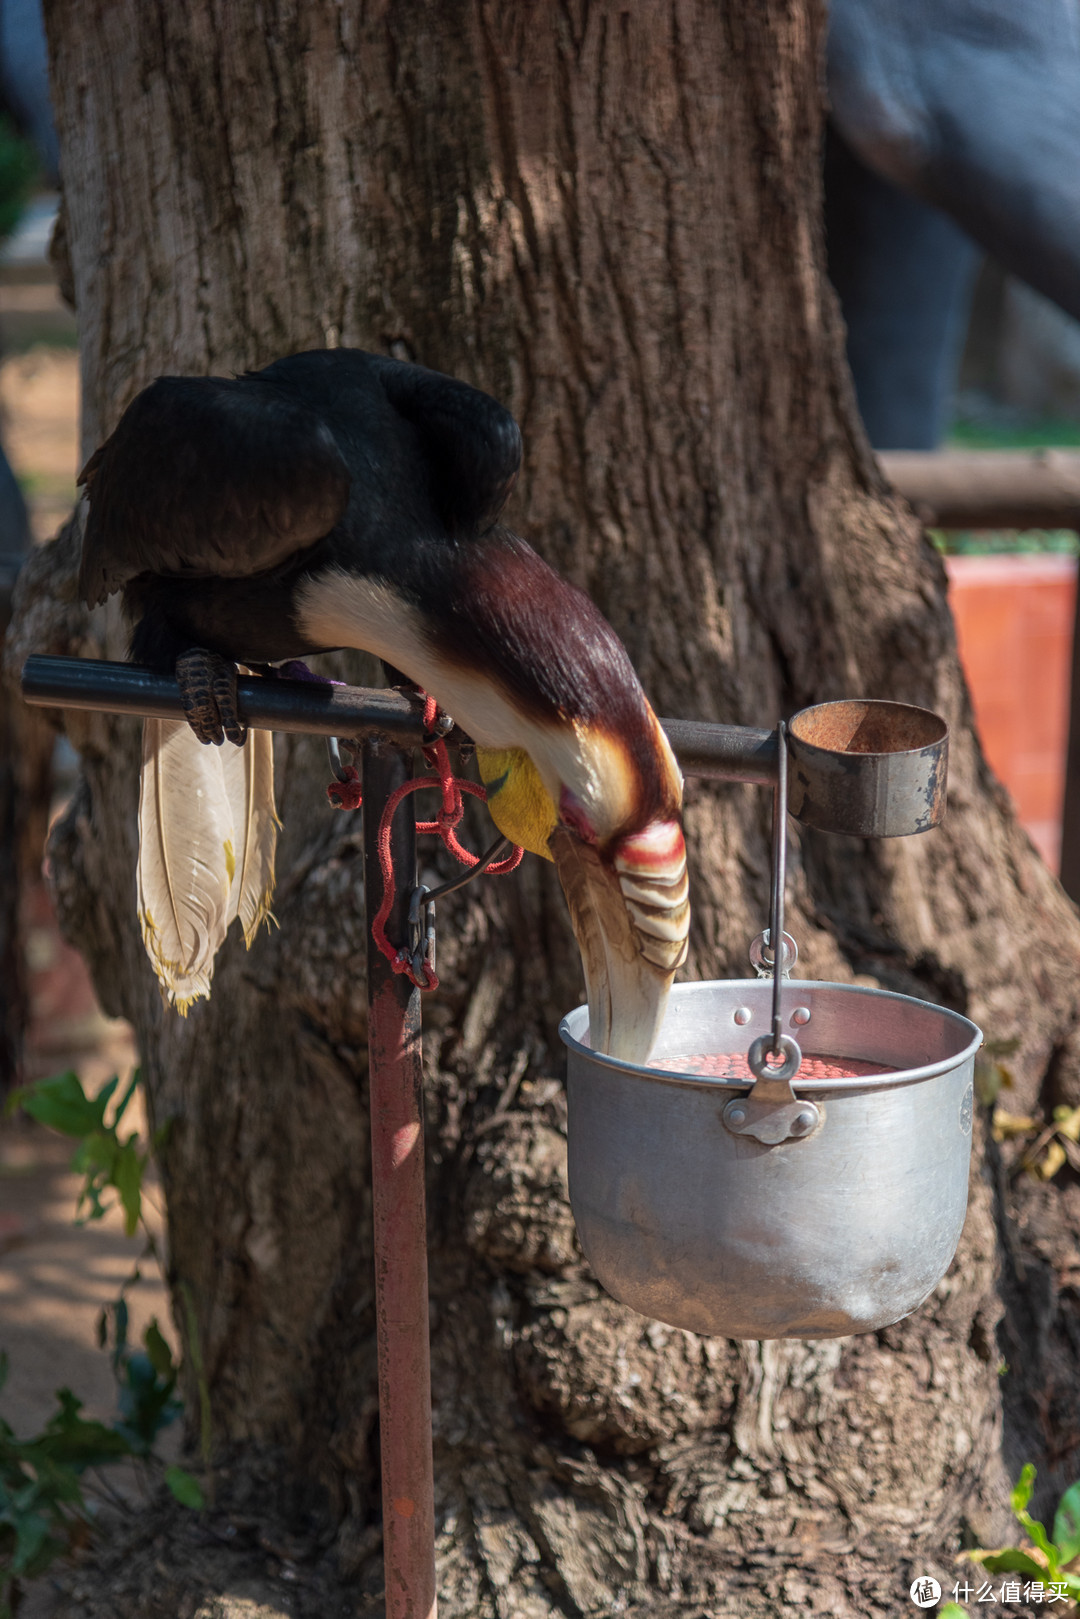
176, 647, 228, 745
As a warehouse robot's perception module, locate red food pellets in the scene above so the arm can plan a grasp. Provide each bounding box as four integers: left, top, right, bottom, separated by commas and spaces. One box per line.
649, 1052, 894, 1080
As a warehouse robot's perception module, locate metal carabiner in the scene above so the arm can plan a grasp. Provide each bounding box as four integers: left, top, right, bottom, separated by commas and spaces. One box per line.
407, 885, 437, 981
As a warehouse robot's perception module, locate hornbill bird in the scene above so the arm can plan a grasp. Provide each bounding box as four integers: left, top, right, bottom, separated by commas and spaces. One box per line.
78, 348, 689, 1061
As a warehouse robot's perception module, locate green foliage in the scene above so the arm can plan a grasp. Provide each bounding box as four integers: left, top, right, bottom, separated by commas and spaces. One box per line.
0, 116, 37, 243
0, 1356, 130, 1619
9, 1070, 148, 1235
1055, 1482, 1080, 1566
101, 1300, 181, 1456
930, 527, 1080, 557
963, 1464, 1080, 1603
2, 1072, 204, 1612
949, 418, 1080, 450
164, 1466, 205, 1511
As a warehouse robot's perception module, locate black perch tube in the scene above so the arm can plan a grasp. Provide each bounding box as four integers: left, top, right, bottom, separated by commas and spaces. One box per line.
20, 655, 781, 784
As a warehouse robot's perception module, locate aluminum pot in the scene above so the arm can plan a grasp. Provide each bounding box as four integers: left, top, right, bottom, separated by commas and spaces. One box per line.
559, 979, 981, 1339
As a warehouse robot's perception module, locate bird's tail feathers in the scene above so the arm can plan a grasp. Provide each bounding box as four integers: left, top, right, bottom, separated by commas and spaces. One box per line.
137, 718, 278, 1014
221, 726, 280, 946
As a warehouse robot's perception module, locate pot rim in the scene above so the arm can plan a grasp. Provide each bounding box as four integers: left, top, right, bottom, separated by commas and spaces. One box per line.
559, 978, 983, 1094
788, 698, 949, 759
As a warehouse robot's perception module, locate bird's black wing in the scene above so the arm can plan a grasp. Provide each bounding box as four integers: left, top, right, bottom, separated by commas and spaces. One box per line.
366, 354, 522, 538
78, 376, 351, 607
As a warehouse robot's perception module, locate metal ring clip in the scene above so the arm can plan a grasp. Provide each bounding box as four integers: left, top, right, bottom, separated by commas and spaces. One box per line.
407, 885, 437, 981
747, 1033, 802, 1082
749, 930, 798, 978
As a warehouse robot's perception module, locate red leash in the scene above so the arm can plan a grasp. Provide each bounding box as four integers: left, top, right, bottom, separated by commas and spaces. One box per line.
327, 694, 523, 988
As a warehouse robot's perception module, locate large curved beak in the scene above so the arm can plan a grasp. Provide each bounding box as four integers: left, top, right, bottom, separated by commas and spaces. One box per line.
549, 819, 689, 1063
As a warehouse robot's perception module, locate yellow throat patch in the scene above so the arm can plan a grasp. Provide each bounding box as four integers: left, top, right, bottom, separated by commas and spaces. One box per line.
475, 746, 557, 860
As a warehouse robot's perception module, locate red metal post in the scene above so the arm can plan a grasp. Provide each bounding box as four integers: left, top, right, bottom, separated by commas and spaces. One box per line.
362, 735, 437, 1619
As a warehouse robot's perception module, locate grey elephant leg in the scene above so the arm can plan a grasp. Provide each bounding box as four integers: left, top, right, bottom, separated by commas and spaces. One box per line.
825, 126, 980, 450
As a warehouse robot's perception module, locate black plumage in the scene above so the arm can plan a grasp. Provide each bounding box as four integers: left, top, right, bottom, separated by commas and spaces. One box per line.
80, 348, 523, 669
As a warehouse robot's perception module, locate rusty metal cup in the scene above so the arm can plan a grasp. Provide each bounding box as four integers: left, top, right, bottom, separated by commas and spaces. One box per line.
786, 698, 948, 838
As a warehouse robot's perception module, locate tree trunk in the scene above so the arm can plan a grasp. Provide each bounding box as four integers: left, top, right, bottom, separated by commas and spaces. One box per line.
10, 1, 1080, 1612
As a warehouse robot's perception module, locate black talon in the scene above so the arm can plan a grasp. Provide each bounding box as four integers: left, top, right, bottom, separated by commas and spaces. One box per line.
175, 648, 246, 746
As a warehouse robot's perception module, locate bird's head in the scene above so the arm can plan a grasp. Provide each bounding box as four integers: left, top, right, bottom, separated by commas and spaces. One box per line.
476, 727, 688, 1063
427, 534, 690, 1063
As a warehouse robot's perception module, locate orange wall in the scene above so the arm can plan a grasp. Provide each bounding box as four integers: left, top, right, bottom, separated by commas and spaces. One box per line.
946, 554, 1076, 868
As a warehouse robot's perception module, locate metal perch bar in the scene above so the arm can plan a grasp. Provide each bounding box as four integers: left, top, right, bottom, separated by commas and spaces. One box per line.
21, 655, 783, 783
21, 653, 429, 743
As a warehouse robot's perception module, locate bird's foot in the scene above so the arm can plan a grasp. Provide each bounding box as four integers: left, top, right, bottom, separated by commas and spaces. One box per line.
175, 648, 247, 746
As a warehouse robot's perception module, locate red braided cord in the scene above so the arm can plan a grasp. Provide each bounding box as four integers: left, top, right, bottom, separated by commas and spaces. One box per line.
328, 692, 524, 989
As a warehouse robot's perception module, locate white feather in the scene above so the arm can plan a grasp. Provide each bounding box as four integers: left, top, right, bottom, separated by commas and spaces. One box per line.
220, 726, 279, 945
136, 719, 278, 1013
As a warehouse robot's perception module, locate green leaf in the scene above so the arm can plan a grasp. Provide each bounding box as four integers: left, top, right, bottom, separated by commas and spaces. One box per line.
1016, 1508, 1053, 1561
164, 1466, 204, 1510
143, 1320, 175, 1381
33, 1388, 134, 1471
10, 1509, 52, 1574
939, 1606, 970, 1618
16, 1072, 108, 1138
1053, 1480, 1080, 1564
112, 1138, 145, 1236
72, 1130, 119, 1224
971, 1548, 1046, 1577
115, 1384, 179, 1452
1011, 1462, 1036, 1515
110, 1072, 140, 1129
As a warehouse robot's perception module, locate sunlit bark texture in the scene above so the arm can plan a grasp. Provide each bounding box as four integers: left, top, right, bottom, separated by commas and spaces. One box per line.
10, 1, 1080, 1613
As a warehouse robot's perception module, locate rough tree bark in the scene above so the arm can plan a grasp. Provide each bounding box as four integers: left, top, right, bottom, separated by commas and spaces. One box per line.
9, 2, 1080, 1614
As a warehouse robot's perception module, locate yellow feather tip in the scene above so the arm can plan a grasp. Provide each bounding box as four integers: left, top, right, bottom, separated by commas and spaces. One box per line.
138, 907, 212, 1013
